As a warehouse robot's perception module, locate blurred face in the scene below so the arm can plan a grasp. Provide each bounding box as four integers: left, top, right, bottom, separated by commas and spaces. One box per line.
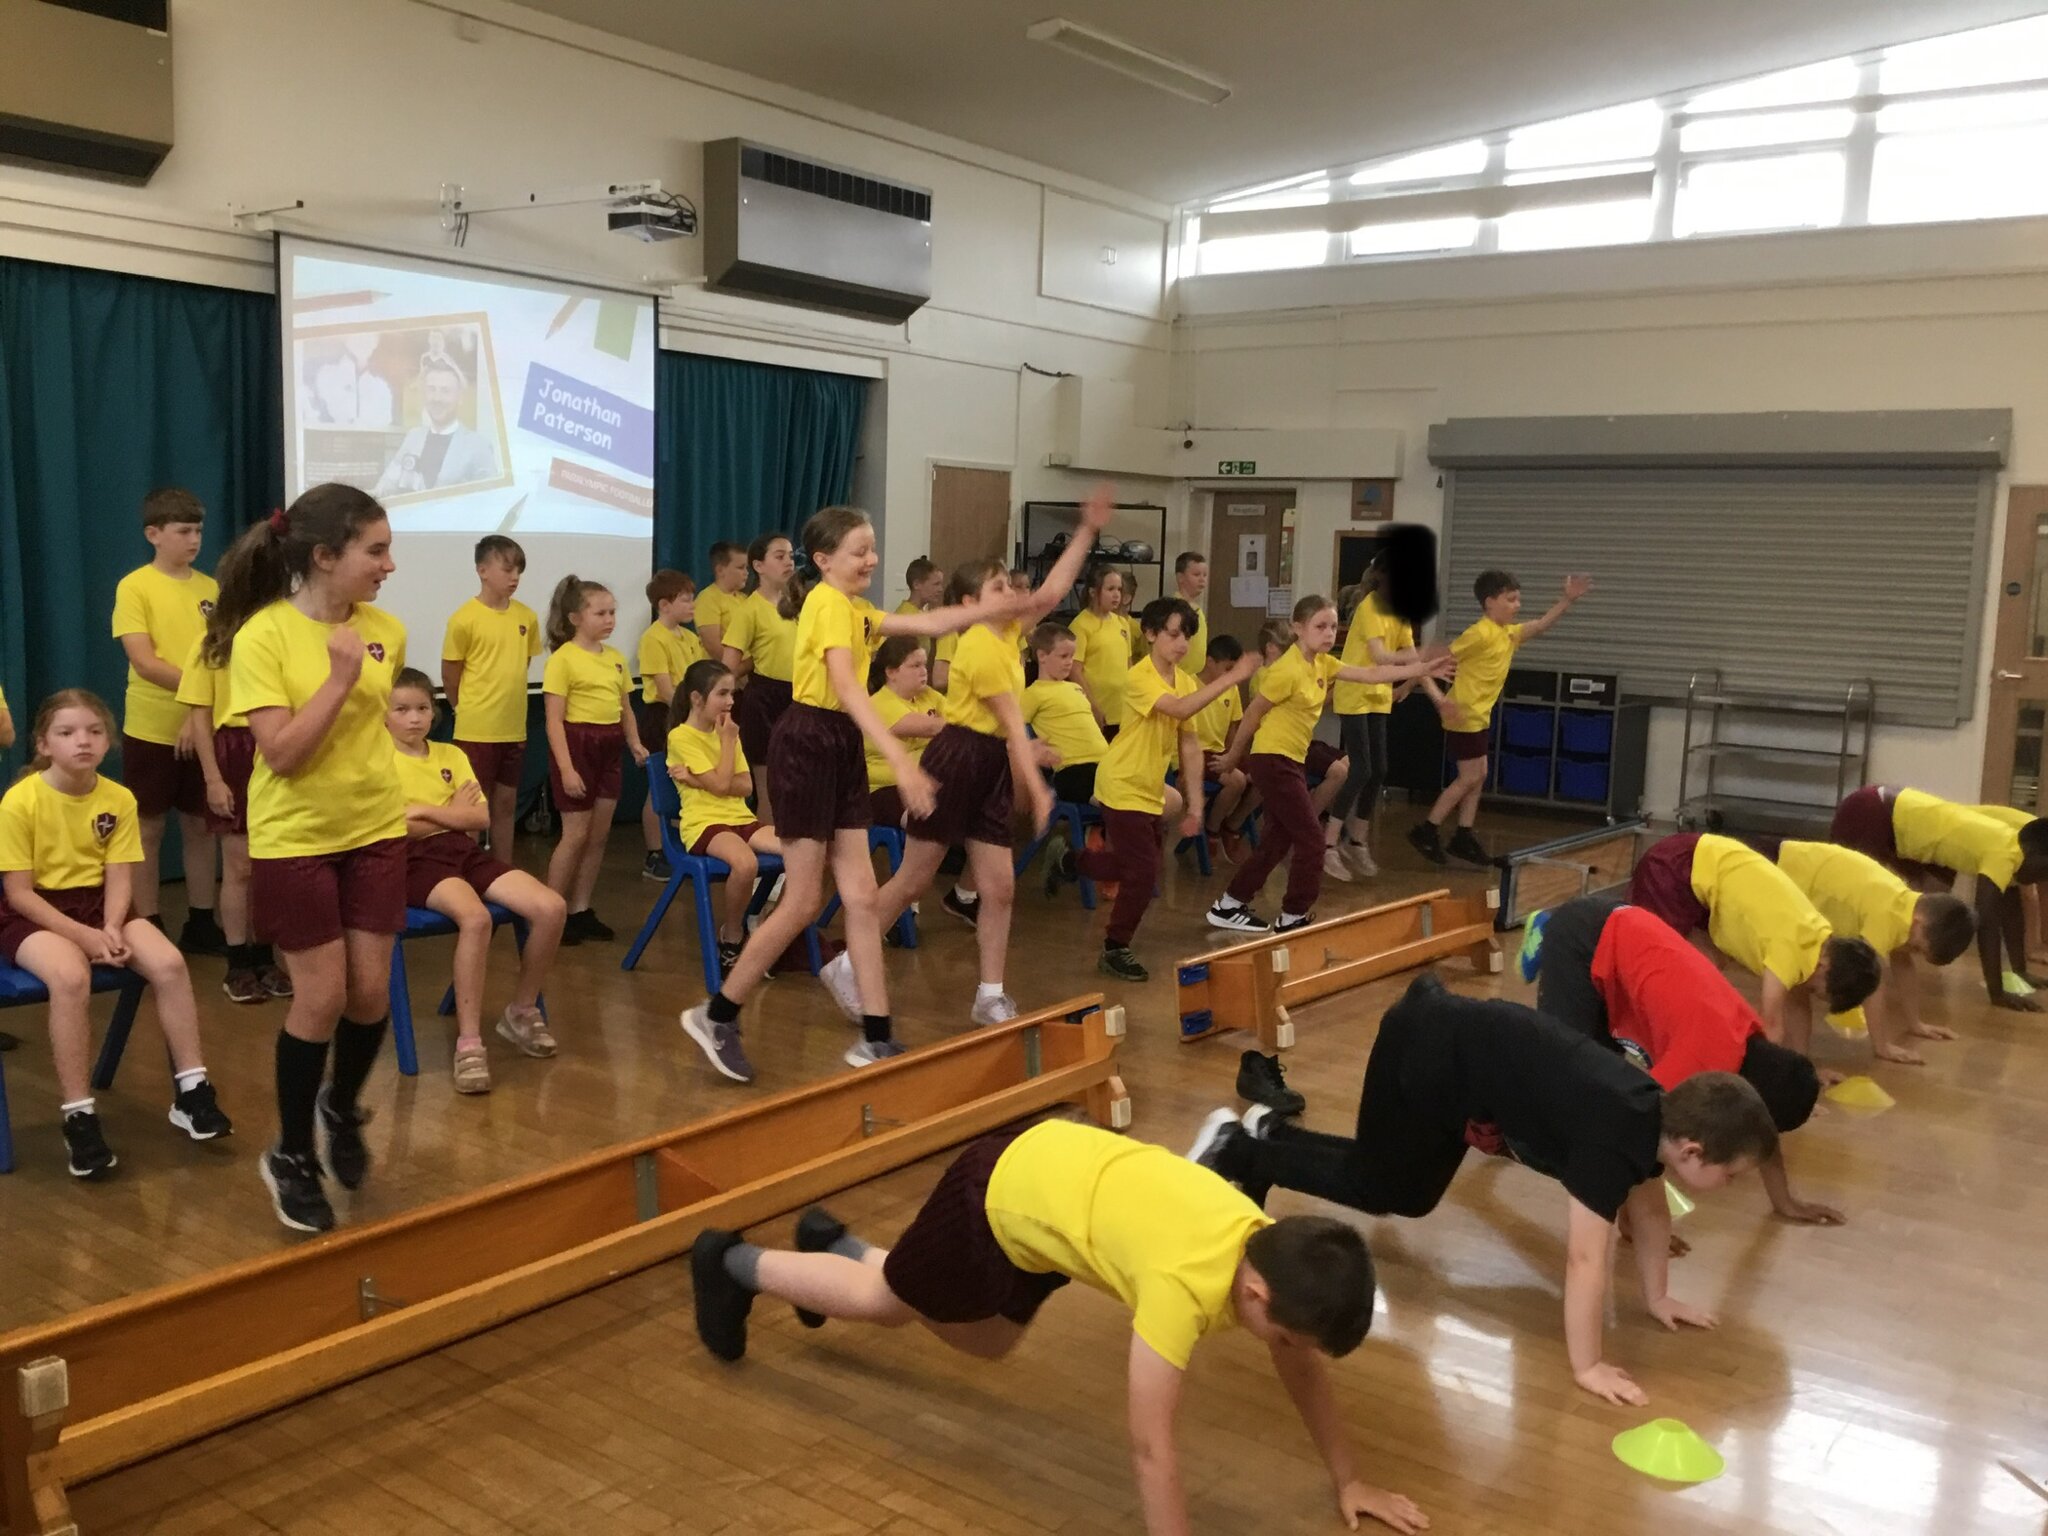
816, 523, 878, 593
38, 706, 109, 775
967, 570, 1011, 613
1178, 560, 1209, 600
716, 554, 748, 592
1232, 1273, 1320, 1351
1092, 573, 1123, 614
911, 569, 945, 607
578, 590, 617, 642
887, 648, 930, 695
695, 673, 737, 722
147, 520, 204, 568
478, 554, 523, 603
386, 687, 434, 747
659, 590, 697, 626
1148, 615, 1191, 668
1483, 587, 1523, 623
1663, 1141, 1753, 1193
1037, 637, 1077, 682
422, 368, 462, 428
317, 517, 395, 604
1297, 605, 1339, 656
754, 539, 795, 590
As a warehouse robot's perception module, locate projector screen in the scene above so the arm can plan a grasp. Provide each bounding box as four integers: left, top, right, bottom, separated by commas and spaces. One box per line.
278, 235, 658, 684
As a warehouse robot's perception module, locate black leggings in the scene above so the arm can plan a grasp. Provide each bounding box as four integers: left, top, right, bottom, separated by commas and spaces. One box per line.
1329, 712, 1389, 824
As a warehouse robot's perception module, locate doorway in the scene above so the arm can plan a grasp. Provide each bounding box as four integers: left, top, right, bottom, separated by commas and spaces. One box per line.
1205, 489, 1296, 650
929, 464, 1013, 579
1981, 486, 2048, 811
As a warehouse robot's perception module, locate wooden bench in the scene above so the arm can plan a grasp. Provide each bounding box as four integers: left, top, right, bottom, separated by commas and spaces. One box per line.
0, 996, 1128, 1535
1492, 820, 1645, 931
1176, 889, 1499, 1053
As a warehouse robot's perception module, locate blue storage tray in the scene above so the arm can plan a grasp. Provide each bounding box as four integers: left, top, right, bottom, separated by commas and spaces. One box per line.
1501, 706, 1555, 752
1556, 758, 1610, 804
1558, 709, 1612, 756
1497, 752, 1552, 796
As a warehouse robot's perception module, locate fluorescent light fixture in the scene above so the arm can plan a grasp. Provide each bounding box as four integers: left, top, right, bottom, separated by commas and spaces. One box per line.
1026, 18, 1232, 106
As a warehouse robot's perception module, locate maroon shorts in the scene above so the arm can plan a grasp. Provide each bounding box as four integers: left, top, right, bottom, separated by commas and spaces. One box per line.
1444, 728, 1491, 764
0, 887, 106, 964
404, 830, 515, 907
251, 836, 407, 953
690, 821, 766, 858
870, 786, 907, 828
1626, 833, 1710, 937
768, 703, 870, 843
882, 1122, 1071, 1326
634, 697, 670, 752
551, 721, 624, 812
909, 726, 1012, 848
737, 674, 794, 771
1831, 785, 1954, 887
1306, 740, 1343, 779
122, 734, 208, 818
205, 725, 255, 835
457, 738, 527, 791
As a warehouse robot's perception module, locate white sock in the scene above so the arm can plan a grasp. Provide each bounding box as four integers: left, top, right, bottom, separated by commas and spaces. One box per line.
1213, 895, 1243, 910
174, 1067, 208, 1092
61, 1097, 94, 1116
1282, 911, 1308, 925
976, 981, 1005, 1003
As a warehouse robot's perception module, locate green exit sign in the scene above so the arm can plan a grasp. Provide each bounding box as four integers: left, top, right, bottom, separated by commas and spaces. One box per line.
1217, 460, 1257, 476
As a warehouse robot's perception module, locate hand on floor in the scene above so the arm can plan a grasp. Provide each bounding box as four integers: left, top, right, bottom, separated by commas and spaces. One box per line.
1873, 1042, 1926, 1066
1647, 1295, 1717, 1332
1575, 1361, 1648, 1407
1910, 1021, 1958, 1041
1337, 1480, 1431, 1534
1772, 1195, 1846, 1226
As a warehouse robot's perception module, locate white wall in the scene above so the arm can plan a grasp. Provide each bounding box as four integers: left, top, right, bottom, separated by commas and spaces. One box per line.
0, 0, 1175, 604
1177, 217, 2048, 815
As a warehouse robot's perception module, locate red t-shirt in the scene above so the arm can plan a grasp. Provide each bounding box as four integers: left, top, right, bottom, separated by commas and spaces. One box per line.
1591, 905, 1763, 1088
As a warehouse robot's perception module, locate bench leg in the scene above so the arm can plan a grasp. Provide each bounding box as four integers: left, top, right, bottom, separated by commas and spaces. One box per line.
88, 976, 145, 1093
389, 939, 420, 1078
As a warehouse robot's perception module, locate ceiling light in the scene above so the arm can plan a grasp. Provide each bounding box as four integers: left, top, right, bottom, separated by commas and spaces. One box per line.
1026, 18, 1232, 106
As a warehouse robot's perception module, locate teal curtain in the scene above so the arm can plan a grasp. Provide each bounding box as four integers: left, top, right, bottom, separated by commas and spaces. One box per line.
653, 350, 869, 576
0, 256, 282, 763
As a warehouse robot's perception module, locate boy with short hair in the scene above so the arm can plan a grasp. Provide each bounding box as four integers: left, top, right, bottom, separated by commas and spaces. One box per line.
897, 556, 943, 615
1194, 973, 1779, 1407
692, 1116, 1429, 1536
695, 540, 750, 657
441, 535, 541, 856
110, 487, 221, 946
1626, 833, 1883, 1046
1411, 568, 1592, 868
1173, 551, 1210, 672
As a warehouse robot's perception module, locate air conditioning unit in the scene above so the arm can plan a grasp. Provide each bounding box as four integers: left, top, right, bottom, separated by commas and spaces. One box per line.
0, 0, 173, 184
702, 139, 932, 323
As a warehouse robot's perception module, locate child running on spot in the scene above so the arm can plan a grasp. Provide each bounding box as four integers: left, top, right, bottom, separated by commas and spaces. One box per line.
719, 533, 799, 824
636, 569, 706, 882
0, 689, 232, 1178
1209, 594, 1454, 936
541, 576, 648, 946
864, 636, 946, 828
387, 668, 567, 1094
1329, 555, 1441, 877
668, 658, 782, 979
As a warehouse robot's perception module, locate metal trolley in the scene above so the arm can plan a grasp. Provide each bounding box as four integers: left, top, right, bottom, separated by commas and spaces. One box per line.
1675, 669, 1874, 835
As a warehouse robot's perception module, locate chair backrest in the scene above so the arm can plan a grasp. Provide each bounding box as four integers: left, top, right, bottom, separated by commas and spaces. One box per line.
645, 755, 688, 860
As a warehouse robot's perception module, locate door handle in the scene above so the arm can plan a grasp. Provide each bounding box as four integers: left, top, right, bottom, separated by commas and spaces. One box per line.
1999, 670, 2025, 681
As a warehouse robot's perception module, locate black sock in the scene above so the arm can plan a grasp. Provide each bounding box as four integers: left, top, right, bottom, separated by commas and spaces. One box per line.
327, 1015, 388, 1114
862, 1013, 891, 1045
190, 906, 215, 924
708, 991, 741, 1026
275, 1032, 330, 1158
226, 942, 254, 971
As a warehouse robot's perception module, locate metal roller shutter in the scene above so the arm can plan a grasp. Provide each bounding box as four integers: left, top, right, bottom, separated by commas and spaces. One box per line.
1438, 464, 1994, 727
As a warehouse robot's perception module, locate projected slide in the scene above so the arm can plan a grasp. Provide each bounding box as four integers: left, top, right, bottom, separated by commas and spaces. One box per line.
278, 236, 658, 678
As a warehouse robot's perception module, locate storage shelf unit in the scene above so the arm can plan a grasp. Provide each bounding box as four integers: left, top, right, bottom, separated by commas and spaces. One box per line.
1674, 669, 1873, 835
1017, 501, 1168, 622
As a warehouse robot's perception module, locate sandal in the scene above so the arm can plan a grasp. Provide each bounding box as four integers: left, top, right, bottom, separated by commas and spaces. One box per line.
452, 1040, 492, 1095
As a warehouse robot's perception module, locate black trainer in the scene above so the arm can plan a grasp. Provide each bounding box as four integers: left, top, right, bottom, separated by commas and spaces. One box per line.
62, 1109, 117, 1179
1445, 828, 1491, 867
942, 888, 981, 927
1099, 944, 1149, 982
1236, 1050, 1307, 1117
716, 941, 743, 976
793, 1206, 849, 1328
1407, 822, 1447, 865
642, 851, 672, 883
316, 1086, 372, 1190
260, 1147, 335, 1233
581, 908, 616, 942
169, 1079, 233, 1140
178, 910, 227, 957
691, 1229, 756, 1361
558, 910, 586, 947
1274, 912, 1316, 935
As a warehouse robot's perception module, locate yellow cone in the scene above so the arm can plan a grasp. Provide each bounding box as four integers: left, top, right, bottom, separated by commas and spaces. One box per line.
1612, 1418, 1726, 1483
1825, 1006, 1868, 1037
1664, 1180, 1695, 1219
1825, 1075, 1896, 1112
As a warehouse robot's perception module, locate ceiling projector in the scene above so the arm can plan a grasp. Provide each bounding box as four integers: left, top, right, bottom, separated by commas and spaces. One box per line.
609, 198, 696, 241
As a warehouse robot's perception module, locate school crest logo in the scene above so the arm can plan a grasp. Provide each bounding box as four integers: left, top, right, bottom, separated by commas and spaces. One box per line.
199, 599, 216, 617
367, 642, 386, 662
615, 661, 624, 673
439, 768, 453, 784
91, 812, 117, 844
519, 625, 528, 636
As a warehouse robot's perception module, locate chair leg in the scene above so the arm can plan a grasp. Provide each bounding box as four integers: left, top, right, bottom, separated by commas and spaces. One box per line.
622, 872, 686, 972
89, 976, 145, 1093
0, 1047, 14, 1174
693, 871, 722, 995
1065, 806, 1099, 912
389, 940, 420, 1078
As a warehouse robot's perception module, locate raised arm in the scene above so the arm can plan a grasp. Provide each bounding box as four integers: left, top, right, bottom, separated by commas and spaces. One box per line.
1151, 654, 1259, 722
1022, 484, 1117, 626
1517, 574, 1593, 642
1333, 651, 1456, 687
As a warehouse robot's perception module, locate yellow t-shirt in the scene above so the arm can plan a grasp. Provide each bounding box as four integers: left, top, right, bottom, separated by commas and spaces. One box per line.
893, 599, 923, 617
943, 623, 1026, 737
542, 643, 630, 726
722, 591, 797, 682
984, 1121, 1270, 1371
1182, 603, 1209, 675
1892, 788, 2024, 889
866, 685, 944, 789
638, 622, 706, 704
0, 773, 143, 890
111, 564, 220, 745
174, 638, 246, 730
668, 721, 753, 852
1776, 839, 1919, 957
1445, 616, 1524, 733
1193, 683, 1243, 755
1334, 595, 1413, 716
229, 600, 408, 859
1973, 803, 2039, 832
1689, 832, 1829, 987
1250, 648, 1342, 761
1022, 679, 1108, 769
1071, 610, 1135, 728
792, 584, 882, 711
1097, 660, 1196, 815
932, 632, 959, 673
695, 586, 743, 645
439, 597, 541, 744
392, 740, 479, 839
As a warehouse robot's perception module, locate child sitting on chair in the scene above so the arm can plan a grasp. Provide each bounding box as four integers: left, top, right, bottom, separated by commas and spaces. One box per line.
0, 689, 231, 1177
669, 659, 782, 978
387, 669, 565, 1094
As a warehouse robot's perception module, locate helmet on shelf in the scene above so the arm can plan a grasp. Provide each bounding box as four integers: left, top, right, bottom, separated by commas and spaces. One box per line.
1120, 541, 1155, 564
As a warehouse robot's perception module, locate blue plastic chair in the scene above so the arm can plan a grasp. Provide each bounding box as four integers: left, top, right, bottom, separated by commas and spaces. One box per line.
1167, 773, 1218, 876
0, 962, 147, 1174
388, 902, 545, 1078
623, 755, 822, 991
1014, 794, 1101, 910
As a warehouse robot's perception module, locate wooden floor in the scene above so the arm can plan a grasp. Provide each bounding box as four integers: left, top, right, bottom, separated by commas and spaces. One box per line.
5, 808, 2047, 1535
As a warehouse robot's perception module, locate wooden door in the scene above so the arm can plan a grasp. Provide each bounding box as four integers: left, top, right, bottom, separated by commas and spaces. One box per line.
1980, 485, 2048, 810
929, 465, 1012, 579
1206, 489, 1296, 650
